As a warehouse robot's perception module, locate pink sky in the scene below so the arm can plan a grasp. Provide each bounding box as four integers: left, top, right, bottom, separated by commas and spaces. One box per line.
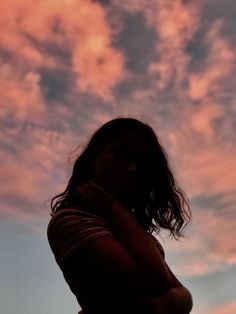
0, 1, 236, 313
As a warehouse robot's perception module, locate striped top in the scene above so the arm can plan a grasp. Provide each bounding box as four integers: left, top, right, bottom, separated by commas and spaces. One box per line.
47, 208, 113, 268
47, 207, 165, 314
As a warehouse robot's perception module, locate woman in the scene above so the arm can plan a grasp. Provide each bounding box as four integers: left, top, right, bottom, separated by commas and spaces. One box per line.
47, 117, 193, 314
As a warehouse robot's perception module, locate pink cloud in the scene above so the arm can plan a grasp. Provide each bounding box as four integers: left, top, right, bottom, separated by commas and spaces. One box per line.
0, 61, 45, 121
0, 151, 46, 201
147, 0, 200, 91
120, 0, 235, 110
1, 200, 38, 224
188, 20, 235, 101
0, 122, 75, 213
168, 118, 236, 202
0, 109, 115, 223
111, 104, 236, 277
188, 102, 223, 140
209, 301, 236, 314
67, 2, 126, 100
0, 1, 56, 68
162, 105, 236, 278
0, 0, 126, 109
163, 205, 236, 277
1, 0, 236, 282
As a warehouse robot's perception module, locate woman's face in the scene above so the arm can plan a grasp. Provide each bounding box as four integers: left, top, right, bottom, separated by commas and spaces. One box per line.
92, 132, 154, 209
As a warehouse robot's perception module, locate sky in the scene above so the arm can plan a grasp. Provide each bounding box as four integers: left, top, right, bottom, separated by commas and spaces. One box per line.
0, 0, 236, 313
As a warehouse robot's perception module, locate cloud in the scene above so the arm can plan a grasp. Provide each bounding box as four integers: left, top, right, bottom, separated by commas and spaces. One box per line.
114, 0, 235, 109
62, 0, 126, 100
188, 20, 235, 101
0, 107, 115, 224
166, 104, 236, 202
161, 101, 236, 278
0, 0, 126, 107
0, 1, 56, 68
146, 0, 200, 92
0, 61, 45, 122
1, 0, 236, 283
163, 205, 236, 277
1, 4, 236, 314
209, 301, 236, 314
0, 122, 77, 222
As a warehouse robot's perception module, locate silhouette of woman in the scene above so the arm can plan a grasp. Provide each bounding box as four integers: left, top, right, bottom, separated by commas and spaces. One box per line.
47, 118, 193, 314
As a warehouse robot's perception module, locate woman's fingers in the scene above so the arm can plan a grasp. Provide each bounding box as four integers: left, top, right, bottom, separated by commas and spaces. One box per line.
77, 180, 117, 208
76, 181, 121, 220
76, 182, 100, 205
78, 181, 107, 200
76, 185, 88, 199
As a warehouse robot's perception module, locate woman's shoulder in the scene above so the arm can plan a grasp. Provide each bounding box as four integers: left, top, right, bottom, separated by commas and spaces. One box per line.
47, 207, 113, 267
47, 207, 111, 243
48, 207, 108, 228
49, 207, 99, 219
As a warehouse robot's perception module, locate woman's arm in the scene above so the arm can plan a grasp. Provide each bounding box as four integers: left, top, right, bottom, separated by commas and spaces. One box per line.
147, 285, 193, 314
107, 201, 173, 289
77, 181, 173, 297
77, 180, 193, 313
145, 238, 193, 313
106, 206, 193, 313
163, 263, 193, 313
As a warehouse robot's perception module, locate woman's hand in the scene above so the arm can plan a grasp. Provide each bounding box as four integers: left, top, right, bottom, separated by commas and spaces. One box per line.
76, 180, 119, 220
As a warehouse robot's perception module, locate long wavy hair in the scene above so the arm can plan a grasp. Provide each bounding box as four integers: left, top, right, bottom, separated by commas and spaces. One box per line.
51, 117, 191, 239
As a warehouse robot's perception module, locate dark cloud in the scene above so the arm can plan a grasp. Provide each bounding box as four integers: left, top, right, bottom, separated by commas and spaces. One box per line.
113, 74, 153, 99
185, 33, 208, 72
202, 0, 236, 37
191, 193, 233, 211
22, 30, 72, 67
0, 48, 15, 63
92, 0, 111, 6
39, 69, 73, 102
115, 11, 157, 73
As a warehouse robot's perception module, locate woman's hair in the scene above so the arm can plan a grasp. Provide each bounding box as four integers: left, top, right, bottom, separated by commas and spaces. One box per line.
51, 117, 191, 239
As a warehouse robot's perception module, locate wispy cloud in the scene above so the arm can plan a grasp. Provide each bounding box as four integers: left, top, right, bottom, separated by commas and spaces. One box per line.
0, 122, 77, 221
164, 204, 236, 276
188, 19, 235, 101
0, 0, 126, 108
0, 0, 236, 284
209, 301, 236, 314
0, 61, 44, 121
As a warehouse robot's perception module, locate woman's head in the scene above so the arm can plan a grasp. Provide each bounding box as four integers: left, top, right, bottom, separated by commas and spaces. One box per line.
51, 117, 191, 238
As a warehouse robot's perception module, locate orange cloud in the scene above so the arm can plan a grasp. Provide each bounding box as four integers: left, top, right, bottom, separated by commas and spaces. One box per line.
160, 106, 236, 278
164, 204, 236, 276
0, 0, 126, 107
113, 104, 236, 278
147, 0, 200, 91
168, 116, 236, 202
121, 0, 235, 110
1, 0, 236, 283
0, 109, 115, 223
66, 3, 126, 100
209, 301, 236, 314
188, 20, 235, 101
188, 102, 223, 140
0, 1, 56, 68
0, 61, 44, 121
0, 121, 74, 208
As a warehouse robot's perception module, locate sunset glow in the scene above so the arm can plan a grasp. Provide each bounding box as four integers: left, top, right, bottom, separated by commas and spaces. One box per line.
0, 1, 236, 313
